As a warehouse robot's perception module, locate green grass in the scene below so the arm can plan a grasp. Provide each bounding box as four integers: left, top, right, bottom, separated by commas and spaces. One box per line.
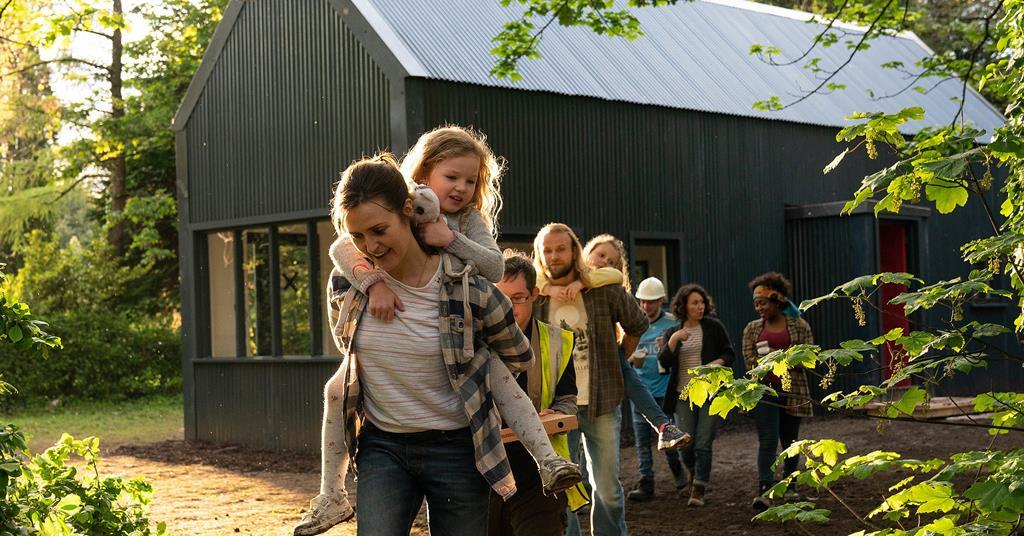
2, 395, 183, 452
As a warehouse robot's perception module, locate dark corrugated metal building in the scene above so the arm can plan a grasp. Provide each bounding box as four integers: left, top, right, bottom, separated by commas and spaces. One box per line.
174, 0, 1012, 450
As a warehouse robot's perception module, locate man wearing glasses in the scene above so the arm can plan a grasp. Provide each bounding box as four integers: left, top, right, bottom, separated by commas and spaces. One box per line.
488, 249, 587, 536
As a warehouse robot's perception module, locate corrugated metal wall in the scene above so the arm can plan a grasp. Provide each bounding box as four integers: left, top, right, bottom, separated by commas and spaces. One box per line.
414, 79, 885, 348
415, 79, 1021, 393
184, 0, 391, 224
194, 360, 340, 451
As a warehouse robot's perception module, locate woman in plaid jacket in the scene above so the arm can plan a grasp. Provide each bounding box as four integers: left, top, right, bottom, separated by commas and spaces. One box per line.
741, 272, 814, 511
308, 154, 533, 536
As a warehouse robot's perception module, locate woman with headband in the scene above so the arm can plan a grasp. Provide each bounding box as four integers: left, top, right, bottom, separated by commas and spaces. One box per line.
741, 272, 814, 511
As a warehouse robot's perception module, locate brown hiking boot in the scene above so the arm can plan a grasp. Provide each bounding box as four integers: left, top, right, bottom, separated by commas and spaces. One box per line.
688, 481, 706, 507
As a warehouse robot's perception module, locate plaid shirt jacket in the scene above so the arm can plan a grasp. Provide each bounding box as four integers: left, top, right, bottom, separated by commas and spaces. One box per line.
742, 316, 815, 418
328, 254, 534, 499
534, 283, 649, 418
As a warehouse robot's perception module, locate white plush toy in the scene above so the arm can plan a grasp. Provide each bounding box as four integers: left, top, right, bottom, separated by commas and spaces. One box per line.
412, 184, 441, 224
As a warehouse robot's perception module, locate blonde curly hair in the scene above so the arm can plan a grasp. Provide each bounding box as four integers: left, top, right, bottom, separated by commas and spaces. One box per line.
400, 125, 505, 237
583, 234, 632, 293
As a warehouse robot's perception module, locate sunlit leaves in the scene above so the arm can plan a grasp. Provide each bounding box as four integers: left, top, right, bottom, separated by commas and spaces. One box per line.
490, 0, 682, 80
753, 502, 831, 524
798, 272, 920, 312
974, 393, 1024, 434
886, 386, 927, 418
681, 365, 774, 418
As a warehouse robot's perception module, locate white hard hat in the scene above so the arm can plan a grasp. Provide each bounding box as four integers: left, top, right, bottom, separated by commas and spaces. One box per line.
635, 277, 666, 300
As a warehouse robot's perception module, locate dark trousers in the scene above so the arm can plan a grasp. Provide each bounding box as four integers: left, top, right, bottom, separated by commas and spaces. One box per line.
753, 395, 802, 485
488, 487, 567, 536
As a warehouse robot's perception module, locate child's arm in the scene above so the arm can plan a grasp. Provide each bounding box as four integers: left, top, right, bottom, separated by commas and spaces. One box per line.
329, 236, 404, 320
581, 266, 624, 289
444, 208, 503, 283
538, 270, 585, 301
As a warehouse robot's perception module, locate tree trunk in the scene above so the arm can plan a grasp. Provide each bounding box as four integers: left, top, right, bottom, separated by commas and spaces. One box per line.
106, 0, 127, 255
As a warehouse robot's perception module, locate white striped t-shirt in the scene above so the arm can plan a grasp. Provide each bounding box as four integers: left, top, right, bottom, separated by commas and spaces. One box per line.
676, 325, 704, 389
353, 261, 468, 433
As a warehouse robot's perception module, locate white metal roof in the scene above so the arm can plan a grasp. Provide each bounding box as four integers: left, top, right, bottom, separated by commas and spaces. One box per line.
355, 0, 1004, 137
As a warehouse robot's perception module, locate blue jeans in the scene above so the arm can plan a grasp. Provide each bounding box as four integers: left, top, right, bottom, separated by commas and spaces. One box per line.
674, 399, 719, 483
632, 396, 681, 480
753, 396, 802, 485
566, 406, 626, 536
355, 423, 489, 536
620, 352, 671, 430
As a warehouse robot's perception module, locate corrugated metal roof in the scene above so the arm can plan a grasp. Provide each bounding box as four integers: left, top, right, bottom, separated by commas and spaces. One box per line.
355, 0, 1004, 137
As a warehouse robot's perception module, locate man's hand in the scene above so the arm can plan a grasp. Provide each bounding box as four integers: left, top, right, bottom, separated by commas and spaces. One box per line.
418, 218, 455, 248
368, 282, 404, 321
538, 408, 564, 416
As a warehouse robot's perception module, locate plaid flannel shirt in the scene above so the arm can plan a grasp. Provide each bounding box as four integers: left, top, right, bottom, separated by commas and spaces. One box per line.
742, 316, 815, 418
327, 254, 534, 499
534, 283, 649, 418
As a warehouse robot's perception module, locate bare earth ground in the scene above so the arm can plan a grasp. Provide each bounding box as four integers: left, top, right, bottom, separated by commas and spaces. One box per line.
98, 415, 1023, 536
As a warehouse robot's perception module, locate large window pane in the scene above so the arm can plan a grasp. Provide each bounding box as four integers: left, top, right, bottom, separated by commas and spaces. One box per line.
243, 228, 272, 356
279, 224, 311, 355
208, 232, 237, 357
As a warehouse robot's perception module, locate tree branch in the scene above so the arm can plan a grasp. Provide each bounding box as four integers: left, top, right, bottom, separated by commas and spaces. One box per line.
759, 0, 851, 67
951, 0, 1003, 127
776, 0, 898, 110
1, 57, 109, 79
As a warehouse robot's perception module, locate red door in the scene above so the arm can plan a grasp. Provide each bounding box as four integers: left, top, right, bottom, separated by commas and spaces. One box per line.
879, 221, 911, 387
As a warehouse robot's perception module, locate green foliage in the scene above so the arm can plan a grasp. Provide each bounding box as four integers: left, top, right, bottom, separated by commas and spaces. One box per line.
1, 232, 179, 400
754, 501, 831, 524
0, 269, 161, 534
2, 431, 164, 535
489, 0, 682, 79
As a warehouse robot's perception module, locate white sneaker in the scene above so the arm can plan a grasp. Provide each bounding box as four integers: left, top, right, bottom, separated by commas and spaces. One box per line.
538, 456, 583, 494
294, 494, 354, 536
657, 424, 692, 450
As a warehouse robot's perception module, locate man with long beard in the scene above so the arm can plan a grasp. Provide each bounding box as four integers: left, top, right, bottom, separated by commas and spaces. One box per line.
532, 223, 649, 536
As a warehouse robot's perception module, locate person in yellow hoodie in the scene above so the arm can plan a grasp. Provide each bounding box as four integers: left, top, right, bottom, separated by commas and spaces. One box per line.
489, 249, 589, 536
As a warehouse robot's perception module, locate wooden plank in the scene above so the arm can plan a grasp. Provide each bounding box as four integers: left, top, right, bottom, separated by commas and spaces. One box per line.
501, 413, 578, 444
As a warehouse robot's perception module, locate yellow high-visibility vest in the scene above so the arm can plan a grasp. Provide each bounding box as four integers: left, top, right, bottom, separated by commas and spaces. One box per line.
532, 320, 590, 511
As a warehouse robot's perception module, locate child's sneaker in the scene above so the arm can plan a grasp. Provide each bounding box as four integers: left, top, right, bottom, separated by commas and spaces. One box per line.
657, 423, 692, 450
538, 456, 583, 494
293, 493, 354, 536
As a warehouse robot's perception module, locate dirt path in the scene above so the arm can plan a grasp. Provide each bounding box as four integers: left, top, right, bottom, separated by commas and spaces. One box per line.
98, 415, 1022, 535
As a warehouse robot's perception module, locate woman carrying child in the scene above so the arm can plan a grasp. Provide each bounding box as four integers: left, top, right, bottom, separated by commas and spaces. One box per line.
295, 127, 580, 536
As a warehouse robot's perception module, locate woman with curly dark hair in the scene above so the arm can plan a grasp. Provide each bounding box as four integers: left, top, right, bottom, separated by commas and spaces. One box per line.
742, 272, 814, 511
657, 284, 735, 507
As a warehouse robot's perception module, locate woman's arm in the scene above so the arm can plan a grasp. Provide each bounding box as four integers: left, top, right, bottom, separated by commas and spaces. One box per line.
741, 321, 758, 371
445, 208, 503, 283
657, 326, 677, 372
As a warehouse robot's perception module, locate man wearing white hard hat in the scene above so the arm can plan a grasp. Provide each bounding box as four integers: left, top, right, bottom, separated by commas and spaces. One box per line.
626, 277, 689, 501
